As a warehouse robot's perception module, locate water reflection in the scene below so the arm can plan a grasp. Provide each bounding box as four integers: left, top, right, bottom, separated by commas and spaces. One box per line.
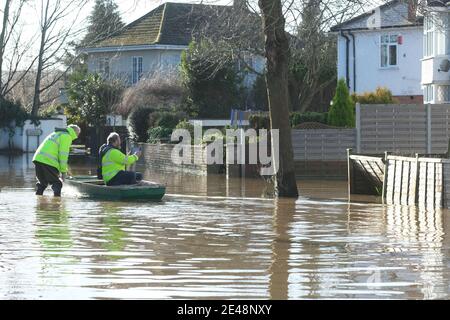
1, 155, 450, 299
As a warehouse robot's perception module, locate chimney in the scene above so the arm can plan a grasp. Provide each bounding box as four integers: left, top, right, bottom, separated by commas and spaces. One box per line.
407, 0, 418, 22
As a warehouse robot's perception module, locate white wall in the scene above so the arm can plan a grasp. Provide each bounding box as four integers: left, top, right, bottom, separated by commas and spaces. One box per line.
88, 48, 266, 88
337, 27, 423, 96
88, 49, 183, 83
0, 117, 66, 153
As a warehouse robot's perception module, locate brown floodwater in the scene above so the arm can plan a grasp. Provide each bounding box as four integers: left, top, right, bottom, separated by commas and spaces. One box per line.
1, 154, 450, 299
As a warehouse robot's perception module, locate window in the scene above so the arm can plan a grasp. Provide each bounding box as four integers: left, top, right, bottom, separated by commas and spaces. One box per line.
381, 34, 398, 68
132, 56, 143, 84
98, 57, 110, 78
424, 15, 435, 57
437, 85, 450, 103
424, 85, 434, 103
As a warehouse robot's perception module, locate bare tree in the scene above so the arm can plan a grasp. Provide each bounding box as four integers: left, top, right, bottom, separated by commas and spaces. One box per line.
258, 0, 298, 197
0, 0, 39, 99
31, 0, 89, 116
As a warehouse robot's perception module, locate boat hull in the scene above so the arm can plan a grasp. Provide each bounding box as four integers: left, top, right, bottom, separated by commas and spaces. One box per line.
66, 176, 166, 201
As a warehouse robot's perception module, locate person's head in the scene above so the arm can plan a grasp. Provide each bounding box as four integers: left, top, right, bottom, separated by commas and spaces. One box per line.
107, 132, 121, 148
68, 124, 81, 137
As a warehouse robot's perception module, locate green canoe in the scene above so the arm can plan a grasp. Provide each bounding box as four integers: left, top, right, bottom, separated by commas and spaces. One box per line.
66, 176, 166, 201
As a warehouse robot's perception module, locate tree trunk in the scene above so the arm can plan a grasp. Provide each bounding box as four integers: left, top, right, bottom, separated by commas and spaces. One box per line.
259, 0, 298, 198
0, 0, 11, 93
31, 32, 46, 117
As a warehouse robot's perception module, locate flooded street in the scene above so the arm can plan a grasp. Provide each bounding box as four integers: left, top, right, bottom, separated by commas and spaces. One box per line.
1, 155, 450, 299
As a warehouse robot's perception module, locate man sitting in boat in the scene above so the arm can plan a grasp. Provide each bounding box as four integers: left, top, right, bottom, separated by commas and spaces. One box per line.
98, 132, 143, 186
33, 124, 81, 197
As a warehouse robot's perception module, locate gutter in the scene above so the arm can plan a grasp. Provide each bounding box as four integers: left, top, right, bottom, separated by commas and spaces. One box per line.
340, 31, 350, 89
348, 31, 356, 92
80, 44, 189, 54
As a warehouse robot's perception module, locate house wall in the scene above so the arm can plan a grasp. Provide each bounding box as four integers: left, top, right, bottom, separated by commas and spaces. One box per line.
87, 48, 266, 88
337, 27, 423, 97
87, 49, 183, 84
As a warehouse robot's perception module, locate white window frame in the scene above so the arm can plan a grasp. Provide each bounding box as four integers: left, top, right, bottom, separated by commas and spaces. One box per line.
132, 56, 143, 84
424, 84, 434, 103
380, 34, 398, 69
424, 15, 435, 58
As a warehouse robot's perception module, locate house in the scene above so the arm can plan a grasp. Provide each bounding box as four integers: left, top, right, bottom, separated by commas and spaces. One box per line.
81, 1, 265, 87
331, 0, 424, 104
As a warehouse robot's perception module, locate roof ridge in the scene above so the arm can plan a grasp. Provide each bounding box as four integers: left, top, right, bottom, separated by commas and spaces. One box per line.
155, 2, 168, 44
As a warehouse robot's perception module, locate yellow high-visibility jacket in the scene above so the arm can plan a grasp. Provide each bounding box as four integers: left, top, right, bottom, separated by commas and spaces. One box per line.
101, 148, 139, 183
32, 127, 78, 173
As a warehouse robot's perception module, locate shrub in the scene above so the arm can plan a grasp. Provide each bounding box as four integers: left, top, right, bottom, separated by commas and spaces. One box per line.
128, 106, 155, 142
174, 119, 195, 144
290, 112, 328, 127
249, 114, 271, 130
117, 72, 184, 116
147, 126, 173, 143
148, 111, 188, 130
0, 96, 28, 136
180, 41, 244, 119
67, 73, 124, 128
351, 87, 396, 104
328, 79, 355, 127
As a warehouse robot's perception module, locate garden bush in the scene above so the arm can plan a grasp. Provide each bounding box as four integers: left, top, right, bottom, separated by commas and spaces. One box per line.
128, 106, 155, 142
351, 87, 396, 104
147, 126, 173, 144
0, 96, 28, 136
328, 79, 355, 127
290, 112, 328, 127
148, 111, 188, 130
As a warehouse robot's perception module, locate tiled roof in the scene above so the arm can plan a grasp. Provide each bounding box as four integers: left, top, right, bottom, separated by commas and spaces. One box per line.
89, 2, 238, 48
330, 0, 423, 32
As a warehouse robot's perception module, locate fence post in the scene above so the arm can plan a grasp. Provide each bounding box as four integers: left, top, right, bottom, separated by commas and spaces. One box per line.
427, 104, 432, 154
356, 102, 361, 153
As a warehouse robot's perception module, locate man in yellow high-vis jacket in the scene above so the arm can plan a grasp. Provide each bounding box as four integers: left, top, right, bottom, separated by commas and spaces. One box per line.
32, 124, 81, 196
98, 132, 142, 186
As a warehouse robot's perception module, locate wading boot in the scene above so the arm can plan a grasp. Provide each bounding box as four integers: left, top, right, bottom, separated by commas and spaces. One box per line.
36, 183, 46, 196
52, 182, 62, 197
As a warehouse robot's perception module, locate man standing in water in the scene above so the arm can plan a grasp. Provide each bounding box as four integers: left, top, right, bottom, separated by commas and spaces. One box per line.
32, 124, 81, 197
98, 132, 142, 186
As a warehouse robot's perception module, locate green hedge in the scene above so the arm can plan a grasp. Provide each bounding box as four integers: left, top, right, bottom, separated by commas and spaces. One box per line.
249, 112, 328, 130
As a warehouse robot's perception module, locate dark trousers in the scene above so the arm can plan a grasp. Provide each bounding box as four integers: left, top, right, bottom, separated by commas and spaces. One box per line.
33, 161, 62, 196
107, 171, 143, 186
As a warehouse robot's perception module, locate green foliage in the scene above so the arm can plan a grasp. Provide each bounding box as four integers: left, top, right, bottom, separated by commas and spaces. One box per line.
128, 106, 155, 142
249, 114, 271, 130
67, 73, 124, 128
351, 87, 396, 104
249, 111, 328, 129
147, 126, 173, 144
148, 111, 188, 130
39, 104, 64, 118
81, 0, 124, 46
252, 74, 268, 111
328, 79, 355, 128
290, 112, 328, 127
0, 96, 28, 136
180, 41, 244, 118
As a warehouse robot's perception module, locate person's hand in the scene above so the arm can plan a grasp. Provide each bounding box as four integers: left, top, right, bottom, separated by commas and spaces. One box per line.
134, 150, 142, 158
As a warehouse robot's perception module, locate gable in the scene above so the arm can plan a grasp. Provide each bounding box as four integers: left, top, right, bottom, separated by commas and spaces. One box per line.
331, 0, 423, 31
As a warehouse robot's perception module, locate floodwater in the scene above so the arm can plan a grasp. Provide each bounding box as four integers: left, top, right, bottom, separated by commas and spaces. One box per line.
1, 155, 450, 300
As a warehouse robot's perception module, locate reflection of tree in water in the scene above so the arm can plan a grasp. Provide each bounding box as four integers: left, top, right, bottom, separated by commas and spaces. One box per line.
269, 199, 295, 299
35, 197, 73, 252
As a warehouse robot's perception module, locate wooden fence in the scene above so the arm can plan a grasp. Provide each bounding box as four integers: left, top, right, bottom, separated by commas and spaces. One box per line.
356, 103, 450, 155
